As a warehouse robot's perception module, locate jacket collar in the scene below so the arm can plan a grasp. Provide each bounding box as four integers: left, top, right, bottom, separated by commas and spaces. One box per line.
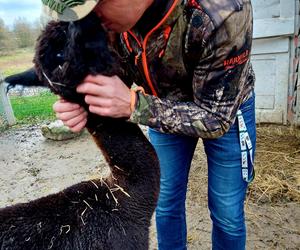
133, 0, 181, 37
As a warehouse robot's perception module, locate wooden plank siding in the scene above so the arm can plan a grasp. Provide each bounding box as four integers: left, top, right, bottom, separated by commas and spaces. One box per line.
251, 0, 299, 124
0, 73, 16, 129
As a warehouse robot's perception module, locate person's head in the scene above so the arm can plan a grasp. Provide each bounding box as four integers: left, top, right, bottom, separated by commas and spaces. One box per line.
42, 0, 154, 32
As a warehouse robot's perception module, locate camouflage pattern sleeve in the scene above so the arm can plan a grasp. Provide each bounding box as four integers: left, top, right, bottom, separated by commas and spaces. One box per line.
128, 2, 254, 139
129, 92, 228, 138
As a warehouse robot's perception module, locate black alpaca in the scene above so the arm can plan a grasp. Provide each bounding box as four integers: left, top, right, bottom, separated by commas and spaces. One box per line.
4, 68, 44, 93
0, 13, 160, 250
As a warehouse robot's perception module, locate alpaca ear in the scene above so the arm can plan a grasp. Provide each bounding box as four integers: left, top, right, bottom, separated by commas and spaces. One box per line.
4, 68, 45, 93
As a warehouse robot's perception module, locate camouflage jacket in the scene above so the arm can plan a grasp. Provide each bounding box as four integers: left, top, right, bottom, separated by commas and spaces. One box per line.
117, 0, 255, 138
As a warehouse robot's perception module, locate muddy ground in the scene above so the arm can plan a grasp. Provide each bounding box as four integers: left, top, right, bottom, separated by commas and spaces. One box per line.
0, 124, 299, 249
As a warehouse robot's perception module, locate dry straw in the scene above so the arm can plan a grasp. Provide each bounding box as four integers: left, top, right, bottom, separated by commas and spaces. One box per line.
188, 124, 300, 205
247, 124, 300, 204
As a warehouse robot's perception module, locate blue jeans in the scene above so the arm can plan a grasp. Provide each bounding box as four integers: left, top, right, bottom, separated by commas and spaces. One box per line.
148, 95, 256, 250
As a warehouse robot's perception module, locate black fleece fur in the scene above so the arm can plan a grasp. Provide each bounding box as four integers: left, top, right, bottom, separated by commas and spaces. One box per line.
4, 68, 43, 92
0, 13, 160, 250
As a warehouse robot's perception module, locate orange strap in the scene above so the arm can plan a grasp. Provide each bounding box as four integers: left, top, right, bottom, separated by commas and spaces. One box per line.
130, 86, 147, 113
142, 0, 179, 97
130, 90, 137, 113
164, 25, 172, 40
188, 0, 202, 10
123, 32, 133, 53
122, 31, 142, 66
128, 30, 142, 47
159, 25, 172, 58
122, 0, 179, 97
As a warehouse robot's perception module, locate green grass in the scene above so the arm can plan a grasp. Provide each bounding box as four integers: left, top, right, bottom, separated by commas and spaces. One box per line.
9, 91, 57, 124
0, 47, 58, 125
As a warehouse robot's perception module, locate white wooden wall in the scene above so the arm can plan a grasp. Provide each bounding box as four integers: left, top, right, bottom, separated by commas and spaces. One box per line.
251, 0, 298, 124
252, 38, 290, 123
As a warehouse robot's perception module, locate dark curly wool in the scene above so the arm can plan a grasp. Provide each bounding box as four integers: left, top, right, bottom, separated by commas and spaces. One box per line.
4, 68, 43, 92
0, 13, 160, 250
34, 12, 125, 105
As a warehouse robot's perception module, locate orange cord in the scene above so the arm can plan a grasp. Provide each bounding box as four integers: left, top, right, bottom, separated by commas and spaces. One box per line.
130, 90, 137, 113
142, 0, 179, 97
130, 86, 147, 113
123, 32, 133, 53
122, 0, 179, 97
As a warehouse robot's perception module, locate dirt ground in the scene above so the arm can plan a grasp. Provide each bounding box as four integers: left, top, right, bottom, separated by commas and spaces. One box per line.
0, 124, 299, 250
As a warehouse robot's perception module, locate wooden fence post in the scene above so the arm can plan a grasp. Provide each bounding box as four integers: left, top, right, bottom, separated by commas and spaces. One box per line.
0, 73, 16, 128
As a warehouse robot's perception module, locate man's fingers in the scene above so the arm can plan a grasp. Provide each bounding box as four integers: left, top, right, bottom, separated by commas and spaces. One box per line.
76, 82, 106, 96
83, 74, 113, 85
89, 105, 110, 117
53, 100, 80, 113
57, 107, 87, 122
84, 95, 112, 107
77, 74, 119, 93
52, 98, 87, 132
69, 118, 87, 133
63, 112, 88, 128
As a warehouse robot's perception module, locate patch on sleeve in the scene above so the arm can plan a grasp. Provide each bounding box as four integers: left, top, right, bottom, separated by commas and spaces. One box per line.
185, 9, 214, 61
223, 49, 250, 70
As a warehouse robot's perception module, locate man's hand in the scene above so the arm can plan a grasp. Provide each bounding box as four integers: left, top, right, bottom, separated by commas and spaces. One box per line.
53, 99, 88, 132
53, 74, 131, 132
76, 74, 132, 118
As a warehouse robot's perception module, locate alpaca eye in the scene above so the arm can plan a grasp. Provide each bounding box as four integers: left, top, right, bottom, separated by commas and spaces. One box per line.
56, 52, 64, 59
56, 52, 65, 65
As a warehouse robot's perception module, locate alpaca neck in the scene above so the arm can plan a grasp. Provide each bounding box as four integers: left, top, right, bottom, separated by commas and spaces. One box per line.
85, 115, 160, 198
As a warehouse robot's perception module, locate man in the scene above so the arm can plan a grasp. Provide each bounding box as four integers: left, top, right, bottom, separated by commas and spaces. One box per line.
43, 0, 256, 249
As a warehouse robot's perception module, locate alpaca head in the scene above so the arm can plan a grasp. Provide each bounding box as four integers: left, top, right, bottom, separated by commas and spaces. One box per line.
34, 12, 122, 106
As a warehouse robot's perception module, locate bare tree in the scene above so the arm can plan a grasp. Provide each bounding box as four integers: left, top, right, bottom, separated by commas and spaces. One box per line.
12, 17, 39, 48
0, 18, 17, 55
